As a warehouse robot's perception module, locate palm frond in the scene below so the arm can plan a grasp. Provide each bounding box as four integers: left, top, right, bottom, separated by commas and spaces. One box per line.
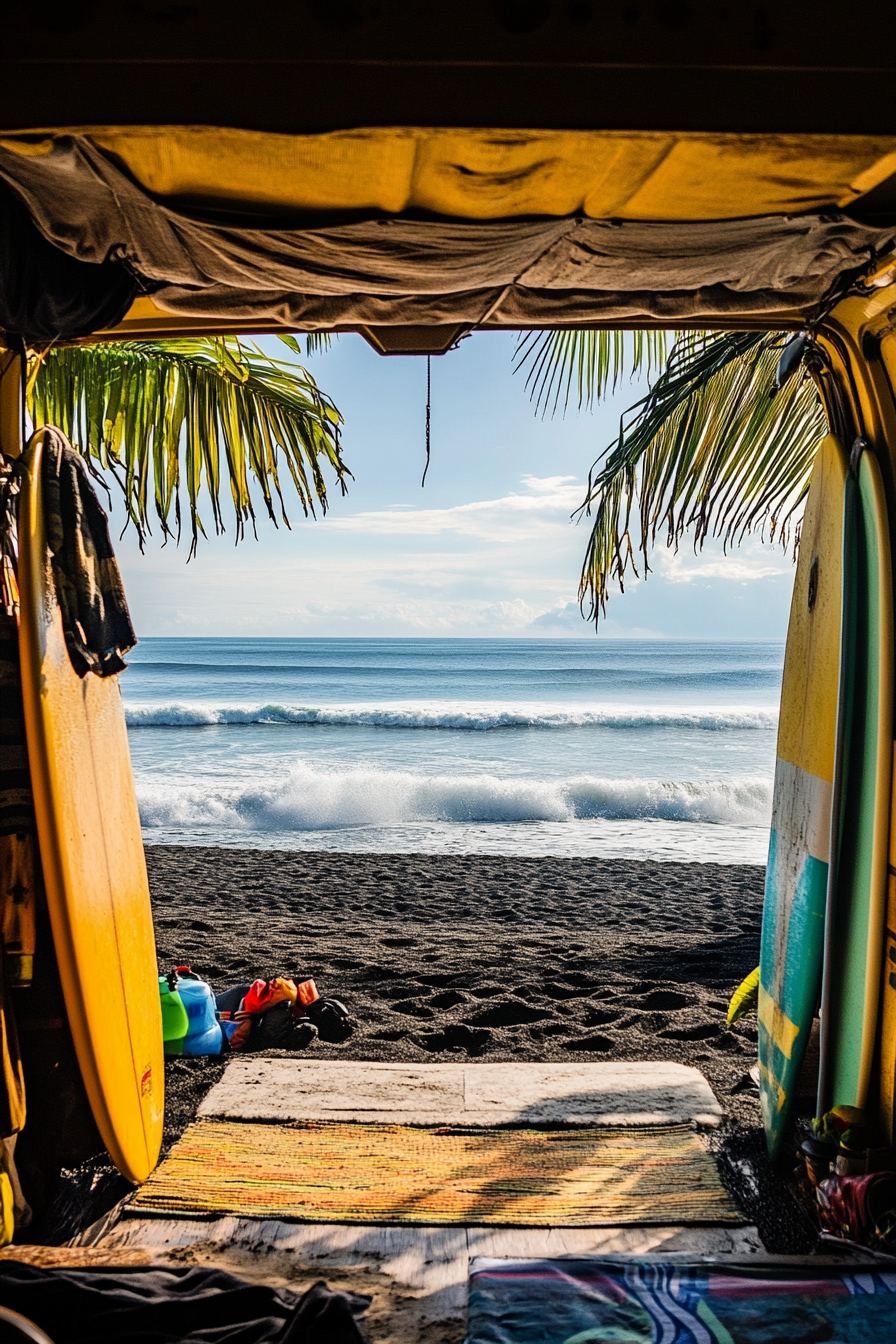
513, 329, 672, 417
275, 332, 335, 358
28, 337, 348, 555
579, 331, 827, 620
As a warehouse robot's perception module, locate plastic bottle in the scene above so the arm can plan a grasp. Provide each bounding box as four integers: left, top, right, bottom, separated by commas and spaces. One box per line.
159, 976, 190, 1055
171, 968, 224, 1056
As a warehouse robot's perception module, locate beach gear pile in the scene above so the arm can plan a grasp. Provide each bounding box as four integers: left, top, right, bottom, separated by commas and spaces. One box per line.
799, 1105, 896, 1252
159, 968, 354, 1057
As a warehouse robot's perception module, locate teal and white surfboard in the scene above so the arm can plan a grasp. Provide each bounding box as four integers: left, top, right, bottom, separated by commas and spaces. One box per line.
759, 435, 846, 1157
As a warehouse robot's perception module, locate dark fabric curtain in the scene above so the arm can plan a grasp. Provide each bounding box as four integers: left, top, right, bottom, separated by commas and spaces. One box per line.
0, 178, 138, 349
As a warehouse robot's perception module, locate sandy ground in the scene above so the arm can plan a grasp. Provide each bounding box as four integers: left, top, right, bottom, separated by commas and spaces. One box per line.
148, 848, 765, 1127
36, 849, 820, 1257
146, 847, 818, 1255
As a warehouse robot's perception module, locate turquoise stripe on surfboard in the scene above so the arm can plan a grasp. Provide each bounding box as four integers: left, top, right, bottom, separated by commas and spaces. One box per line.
759, 830, 827, 1139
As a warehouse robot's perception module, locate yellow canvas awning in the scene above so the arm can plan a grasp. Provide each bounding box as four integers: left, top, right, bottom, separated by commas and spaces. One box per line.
1, 127, 895, 346
6, 125, 896, 222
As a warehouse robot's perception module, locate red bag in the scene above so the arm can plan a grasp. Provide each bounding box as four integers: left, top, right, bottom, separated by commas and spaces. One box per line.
816, 1172, 896, 1249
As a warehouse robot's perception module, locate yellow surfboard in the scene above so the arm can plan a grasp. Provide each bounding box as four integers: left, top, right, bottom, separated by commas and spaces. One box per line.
17, 432, 163, 1185
759, 434, 846, 1156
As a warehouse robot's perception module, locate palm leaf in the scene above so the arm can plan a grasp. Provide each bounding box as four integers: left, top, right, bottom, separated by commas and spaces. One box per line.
513, 329, 672, 417
276, 332, 335, 358
576, 331, 827, 620
28, 337, 348, 555
727, 966, 760, 1028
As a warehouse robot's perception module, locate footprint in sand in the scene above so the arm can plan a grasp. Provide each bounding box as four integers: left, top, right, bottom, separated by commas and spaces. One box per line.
427, 990, 469, 1009
383, 982, 426, 997
390, 999, 435, 1019
632, 1012, 668, 1032
659, 1023, 719, 1041
541, 982, 598, 1000
466, 1001, 554, 1028
639, 990, 693, 1010
558, 972, 599, 989
416, 1024, 491, 1056
561, 1034, 613, 1053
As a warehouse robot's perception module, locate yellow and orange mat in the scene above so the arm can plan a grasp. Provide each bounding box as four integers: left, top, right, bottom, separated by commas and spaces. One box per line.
130, 1120, 742, 1227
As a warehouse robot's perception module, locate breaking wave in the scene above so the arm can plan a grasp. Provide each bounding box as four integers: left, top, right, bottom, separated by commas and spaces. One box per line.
125, 701, 777, 733
137, 765, 772, 832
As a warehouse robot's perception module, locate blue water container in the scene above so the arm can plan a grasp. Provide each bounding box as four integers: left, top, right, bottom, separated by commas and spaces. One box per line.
177, 975, 224, 1056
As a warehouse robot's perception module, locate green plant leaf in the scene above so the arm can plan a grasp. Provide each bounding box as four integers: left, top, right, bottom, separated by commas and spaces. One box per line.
727, 966, 760, 1028
275, 333, 304, 357
576, 331, 826, 620
513, 329, 672, 418
28, 337, 349, 555
304, 333, 334, 356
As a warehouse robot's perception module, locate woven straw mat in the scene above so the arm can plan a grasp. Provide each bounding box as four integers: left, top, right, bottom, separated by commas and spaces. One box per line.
131, 1121, 742, 1226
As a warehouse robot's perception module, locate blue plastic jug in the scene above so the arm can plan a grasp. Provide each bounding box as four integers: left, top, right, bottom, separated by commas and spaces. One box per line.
174, 969, 224, 1056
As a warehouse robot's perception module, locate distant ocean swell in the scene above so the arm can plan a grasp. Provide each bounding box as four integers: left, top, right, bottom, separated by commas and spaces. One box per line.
125, 702, 778, 732
137, 767, 772, 831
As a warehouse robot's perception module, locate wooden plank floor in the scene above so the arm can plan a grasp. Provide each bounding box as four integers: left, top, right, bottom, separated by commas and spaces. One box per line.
86, 1215, 764, 1343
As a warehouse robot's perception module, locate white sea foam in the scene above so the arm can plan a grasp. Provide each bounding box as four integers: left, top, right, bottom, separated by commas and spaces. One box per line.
125, 701, 778, 733
137, 764, 772, 833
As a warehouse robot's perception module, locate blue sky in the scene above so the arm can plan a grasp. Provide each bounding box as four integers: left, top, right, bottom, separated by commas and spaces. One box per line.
111, 332, 795, 640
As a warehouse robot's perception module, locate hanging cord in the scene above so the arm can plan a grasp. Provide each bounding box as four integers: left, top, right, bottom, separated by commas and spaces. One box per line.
421, 355, 431, 488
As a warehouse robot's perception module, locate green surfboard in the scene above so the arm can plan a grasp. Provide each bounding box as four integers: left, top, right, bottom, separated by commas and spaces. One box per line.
818, 443, 892, 1116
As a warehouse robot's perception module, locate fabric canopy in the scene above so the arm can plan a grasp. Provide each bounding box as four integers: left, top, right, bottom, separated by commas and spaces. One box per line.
7, 125, 896, 221
1, 129, 895, 344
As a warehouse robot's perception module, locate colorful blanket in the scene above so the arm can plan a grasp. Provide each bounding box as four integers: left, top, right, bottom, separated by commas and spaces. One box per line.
467, 1256, 896, 1344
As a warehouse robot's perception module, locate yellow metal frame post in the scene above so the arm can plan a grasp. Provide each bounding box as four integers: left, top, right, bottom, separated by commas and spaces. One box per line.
0, 351, 23, 462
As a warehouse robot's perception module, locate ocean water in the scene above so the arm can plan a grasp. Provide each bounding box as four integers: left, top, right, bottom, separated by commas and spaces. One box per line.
123, 638, 782, 864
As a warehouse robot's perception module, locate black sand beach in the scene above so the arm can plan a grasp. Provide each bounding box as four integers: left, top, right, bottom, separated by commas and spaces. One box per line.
148, 849, 764, 1121
142, 847, 816, 1252
39, 850, 818, 1251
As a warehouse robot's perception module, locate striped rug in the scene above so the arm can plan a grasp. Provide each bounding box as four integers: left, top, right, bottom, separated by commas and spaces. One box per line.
131, 1120, 742, 1226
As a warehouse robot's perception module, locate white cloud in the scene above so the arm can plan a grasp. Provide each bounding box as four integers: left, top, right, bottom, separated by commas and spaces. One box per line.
116, 472, 795, 640
654, 543, 792, 585
328, 474, 583, 539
